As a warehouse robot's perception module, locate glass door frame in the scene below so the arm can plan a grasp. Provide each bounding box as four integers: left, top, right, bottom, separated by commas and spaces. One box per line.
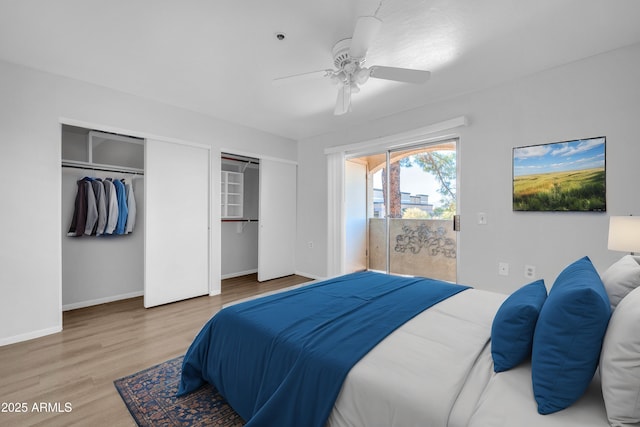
325, 115, 467, 279
348, 137, 459, 279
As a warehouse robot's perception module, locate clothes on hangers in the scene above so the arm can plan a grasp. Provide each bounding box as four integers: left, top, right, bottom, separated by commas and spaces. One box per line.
67, 175, 137, 237
103, 178, 119, 235
83, 178, 98, 235
125, 181, 136, 234
67, 179, 87, 237
113, 179, 128, 235
91, 179, 107, 236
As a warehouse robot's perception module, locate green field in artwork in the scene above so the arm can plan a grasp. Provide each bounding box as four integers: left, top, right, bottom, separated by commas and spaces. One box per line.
513, 168, 605, 211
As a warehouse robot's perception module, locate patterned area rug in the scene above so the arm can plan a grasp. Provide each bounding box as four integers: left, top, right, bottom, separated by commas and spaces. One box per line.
114, 356, 244, 426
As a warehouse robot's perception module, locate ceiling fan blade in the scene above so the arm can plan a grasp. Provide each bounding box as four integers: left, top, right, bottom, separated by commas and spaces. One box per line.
272, 69, 332, 86
334, 84, 352, 115
349, 16, 382, 60
369, 66, 431, 84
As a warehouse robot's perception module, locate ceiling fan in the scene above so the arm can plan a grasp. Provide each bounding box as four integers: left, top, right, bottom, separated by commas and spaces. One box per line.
273, 15, 431, 115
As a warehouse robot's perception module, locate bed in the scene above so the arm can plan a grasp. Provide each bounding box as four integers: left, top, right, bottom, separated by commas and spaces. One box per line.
178, 255, 640, 427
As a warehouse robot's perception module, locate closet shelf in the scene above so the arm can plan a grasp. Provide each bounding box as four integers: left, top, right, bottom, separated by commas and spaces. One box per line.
62, 159, 144, 175
221, 170, 244, 219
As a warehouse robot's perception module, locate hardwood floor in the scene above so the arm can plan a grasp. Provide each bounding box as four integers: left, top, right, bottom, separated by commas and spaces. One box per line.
0, 274, 312, 427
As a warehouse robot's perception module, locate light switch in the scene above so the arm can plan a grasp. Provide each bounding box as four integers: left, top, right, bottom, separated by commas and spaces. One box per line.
477, 212, 487, 225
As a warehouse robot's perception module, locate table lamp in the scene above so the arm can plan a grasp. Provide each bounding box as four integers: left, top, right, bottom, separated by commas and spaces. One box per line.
608, 216, 640, 255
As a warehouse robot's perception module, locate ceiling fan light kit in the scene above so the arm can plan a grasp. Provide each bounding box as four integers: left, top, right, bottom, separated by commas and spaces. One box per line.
274, 14, 431, 115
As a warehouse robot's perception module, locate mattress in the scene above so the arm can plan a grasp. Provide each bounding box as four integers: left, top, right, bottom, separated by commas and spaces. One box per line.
328, 288, 609, 427
468, 363, 608, 427
180, 272, 469, 427
185, 276, 610, 426
328, 289, 505, 427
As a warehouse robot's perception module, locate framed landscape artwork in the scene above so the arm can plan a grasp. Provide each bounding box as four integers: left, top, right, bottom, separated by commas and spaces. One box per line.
513, 136, 606, 212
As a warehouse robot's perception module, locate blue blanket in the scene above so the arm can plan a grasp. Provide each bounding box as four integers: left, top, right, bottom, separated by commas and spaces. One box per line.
178, 271, 469, 427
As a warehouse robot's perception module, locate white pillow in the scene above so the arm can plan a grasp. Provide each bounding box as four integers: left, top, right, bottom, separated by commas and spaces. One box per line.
601, 255, 640, 309
600, 285, 640, 425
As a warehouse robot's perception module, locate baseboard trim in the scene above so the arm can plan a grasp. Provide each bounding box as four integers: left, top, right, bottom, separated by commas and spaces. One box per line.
62, 291, 144, 311
0, 325, 62, 347
221, 269, 258, 280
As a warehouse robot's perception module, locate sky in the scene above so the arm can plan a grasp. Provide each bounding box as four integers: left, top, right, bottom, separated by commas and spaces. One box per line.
373, 164, 443, 208
513, 137, 605, 177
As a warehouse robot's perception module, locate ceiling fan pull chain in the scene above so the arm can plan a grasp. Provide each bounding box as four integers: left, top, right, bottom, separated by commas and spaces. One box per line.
374, 0, 384, 17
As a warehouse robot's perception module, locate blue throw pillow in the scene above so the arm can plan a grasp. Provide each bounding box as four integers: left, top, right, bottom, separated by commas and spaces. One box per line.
532, 256, 611, 415
491, 279, 547, 372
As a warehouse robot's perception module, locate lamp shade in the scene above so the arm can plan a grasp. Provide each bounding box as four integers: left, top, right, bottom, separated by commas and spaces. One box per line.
608, 216, 640, 252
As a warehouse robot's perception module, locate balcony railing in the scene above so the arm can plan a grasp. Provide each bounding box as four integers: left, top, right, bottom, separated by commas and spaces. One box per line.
369, 218, 457, 282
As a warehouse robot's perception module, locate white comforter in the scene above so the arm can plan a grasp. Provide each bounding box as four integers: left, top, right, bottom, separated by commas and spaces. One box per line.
468, 362, 608, 427
327, 288, 609, 427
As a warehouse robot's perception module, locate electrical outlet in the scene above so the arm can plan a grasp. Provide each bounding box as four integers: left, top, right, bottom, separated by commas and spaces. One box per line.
524, 264, 536, 279
307, 241, 314, 249
498, 262, 509, 276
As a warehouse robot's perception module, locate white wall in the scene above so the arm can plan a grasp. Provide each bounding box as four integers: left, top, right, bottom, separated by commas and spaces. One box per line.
296, 43, 640, 293
0, 59, 296, 346
221, 222, 259, 278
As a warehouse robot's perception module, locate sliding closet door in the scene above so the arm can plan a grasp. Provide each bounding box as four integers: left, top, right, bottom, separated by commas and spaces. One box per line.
258, 159, 296, 281
145, 139, 210, 308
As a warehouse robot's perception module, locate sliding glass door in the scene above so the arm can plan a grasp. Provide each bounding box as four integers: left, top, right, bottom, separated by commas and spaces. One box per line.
348, 138, 458, 282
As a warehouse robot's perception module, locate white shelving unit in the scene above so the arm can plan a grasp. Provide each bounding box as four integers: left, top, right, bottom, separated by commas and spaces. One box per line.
221, 171, 244, 218
61, 129, 144, 173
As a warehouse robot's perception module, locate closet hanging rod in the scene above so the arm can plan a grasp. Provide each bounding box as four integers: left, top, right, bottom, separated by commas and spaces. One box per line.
61, 160, 144, 175
221, 219, 258, 223
221, 155, 260, 164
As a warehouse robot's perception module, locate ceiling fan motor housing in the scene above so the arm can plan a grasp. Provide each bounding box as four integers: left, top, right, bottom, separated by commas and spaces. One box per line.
331, 38, 370, 87
332, 39, 357, 69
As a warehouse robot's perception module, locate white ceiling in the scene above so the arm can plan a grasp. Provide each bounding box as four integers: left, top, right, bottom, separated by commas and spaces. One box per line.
1, 0, 640, 141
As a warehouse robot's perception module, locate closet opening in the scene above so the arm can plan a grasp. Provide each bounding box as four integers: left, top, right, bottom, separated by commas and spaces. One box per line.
61, 123, 212, 313
221, 153, 260, 280
61, 124, 145, 315
220, 151, 297, 283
